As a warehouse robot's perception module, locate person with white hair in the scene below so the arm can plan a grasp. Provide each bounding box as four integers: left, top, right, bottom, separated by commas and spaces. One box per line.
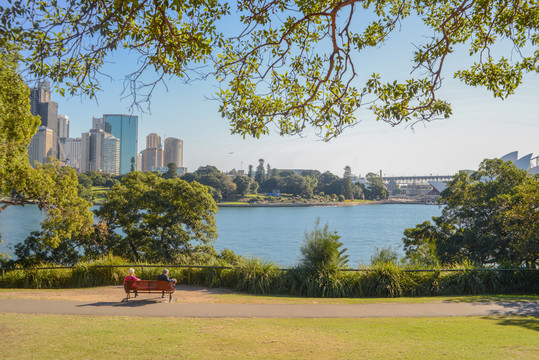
124, 268, 140, 283
123, 268, 141, 297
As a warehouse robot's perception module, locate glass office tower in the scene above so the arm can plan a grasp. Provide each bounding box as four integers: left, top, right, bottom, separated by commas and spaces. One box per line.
103, 114, 138, 174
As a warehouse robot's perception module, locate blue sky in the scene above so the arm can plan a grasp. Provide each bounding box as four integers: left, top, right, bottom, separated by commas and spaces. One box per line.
52, 13, 538, 177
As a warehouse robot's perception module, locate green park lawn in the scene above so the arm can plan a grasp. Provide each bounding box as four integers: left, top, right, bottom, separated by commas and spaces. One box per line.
207, 293, 539, 305
91, 186, 109, 203
0, 313, 537, 359
0, 287, 537, 304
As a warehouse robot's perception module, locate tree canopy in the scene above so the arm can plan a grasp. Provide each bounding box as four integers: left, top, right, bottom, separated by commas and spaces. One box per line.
403, 159, 539, 267
94, 172, 218, 262
2, 0, 538, 139
0, 47, 94, 247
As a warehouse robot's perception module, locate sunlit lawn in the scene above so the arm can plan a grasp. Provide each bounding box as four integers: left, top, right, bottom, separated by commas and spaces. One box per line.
91, 186, 109, 203
0, 314, 537, 359
208, 293, 539, 304
0, 288, 538, 304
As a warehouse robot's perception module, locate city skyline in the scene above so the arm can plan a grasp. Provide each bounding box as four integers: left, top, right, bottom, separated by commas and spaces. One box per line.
54, 76, 538, 177
37, 28, 538, 177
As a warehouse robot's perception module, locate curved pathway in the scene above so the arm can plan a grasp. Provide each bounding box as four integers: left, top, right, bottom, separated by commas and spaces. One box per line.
1, 298, 538, 318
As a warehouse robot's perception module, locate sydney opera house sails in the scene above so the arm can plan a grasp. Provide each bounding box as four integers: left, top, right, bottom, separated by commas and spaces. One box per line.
500, 151, 539, 175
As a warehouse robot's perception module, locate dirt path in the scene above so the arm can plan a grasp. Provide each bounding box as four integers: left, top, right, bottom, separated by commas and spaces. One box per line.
0, 285, 235, 303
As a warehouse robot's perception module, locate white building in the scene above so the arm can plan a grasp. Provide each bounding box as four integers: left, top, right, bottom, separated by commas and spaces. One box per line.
500, 151, 539, 175
28, 126, 54, 166
102, 135, 120, 175
63, 137, 82, 171
80, 129, 105, 172
58, 114, 69, 139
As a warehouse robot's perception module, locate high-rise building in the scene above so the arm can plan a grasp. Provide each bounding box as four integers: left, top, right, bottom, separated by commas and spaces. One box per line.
164, 137, 183, 167
28, 126, 54, 166
63, 137, 82, 171
141, 132, 164, 172
57, 114, 70, 162
58, 114, 69, 139
103, 114, 138, 174
30, 81, 58, 159
136, 153, 142, 171
80, 129, 105, 172
30, 81, 51, 115
141, 148, 163, 172
92, 117, 104, 131
146, 133, 162, 149
102, 135, 121, 175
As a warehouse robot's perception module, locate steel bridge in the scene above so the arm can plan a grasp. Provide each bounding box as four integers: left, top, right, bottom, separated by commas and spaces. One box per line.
382, 175, 454, 184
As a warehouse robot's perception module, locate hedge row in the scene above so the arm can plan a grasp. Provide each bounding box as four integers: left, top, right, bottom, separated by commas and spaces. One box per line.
1, 257, 537, 297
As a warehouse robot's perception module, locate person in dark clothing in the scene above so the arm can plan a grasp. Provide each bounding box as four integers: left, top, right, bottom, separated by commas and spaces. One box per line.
157, 268, 177, 283
157, 269, 177, 298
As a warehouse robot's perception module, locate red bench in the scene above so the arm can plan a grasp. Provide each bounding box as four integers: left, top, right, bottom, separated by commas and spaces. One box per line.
123, 280, 175, 303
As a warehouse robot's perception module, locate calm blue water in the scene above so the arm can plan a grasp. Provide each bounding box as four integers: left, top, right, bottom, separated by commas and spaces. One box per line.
0, 204, 441, 266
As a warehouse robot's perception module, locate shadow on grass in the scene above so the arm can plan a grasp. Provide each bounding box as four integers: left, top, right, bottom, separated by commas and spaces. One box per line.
442, 295, 539, 303
485, 316, 539, 332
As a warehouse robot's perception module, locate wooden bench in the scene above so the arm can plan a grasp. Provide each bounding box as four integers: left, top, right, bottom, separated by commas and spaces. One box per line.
123, 280, 175, 303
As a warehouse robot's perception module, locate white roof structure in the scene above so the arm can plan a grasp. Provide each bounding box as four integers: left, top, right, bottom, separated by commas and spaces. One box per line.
428, 151, 537, 195
429, 181, 447, 194
500, 151, 519, 163
500, 151, 537, 174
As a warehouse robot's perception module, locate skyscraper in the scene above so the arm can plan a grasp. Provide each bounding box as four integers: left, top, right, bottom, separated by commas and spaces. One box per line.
146, 133, 162, 149
28, 126, 54, 166
30, 81, 58, 159
102, 135, 121, 175
80, 129, 105, 172
103, 114, 138, 174
92, 117, 104, 131
30, 81, 51, 115
58, 114, 69, 139
141, 148, 163, 172
164, 137, 183, 167
57, 114, 70, 162
63, 137, 82, 171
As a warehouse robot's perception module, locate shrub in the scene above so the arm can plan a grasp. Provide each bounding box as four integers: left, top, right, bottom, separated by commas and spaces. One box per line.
299, 220, 348, 272
370, 246, 400, 265
229, 258, 284, 294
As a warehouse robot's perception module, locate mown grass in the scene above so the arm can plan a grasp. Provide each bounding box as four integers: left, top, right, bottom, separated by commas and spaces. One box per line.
0, 287, 537, 304
0, 314, 537, 359
91, 186, 110, 203
202, 293, 539, 304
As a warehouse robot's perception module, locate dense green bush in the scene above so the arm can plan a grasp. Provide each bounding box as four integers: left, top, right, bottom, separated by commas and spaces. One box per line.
1, 254, 537, 296
299, 221, 348, 272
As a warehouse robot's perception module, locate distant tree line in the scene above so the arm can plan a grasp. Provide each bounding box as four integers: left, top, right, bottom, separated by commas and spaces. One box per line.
76, 160, 389, 204
200, 159, 390, 201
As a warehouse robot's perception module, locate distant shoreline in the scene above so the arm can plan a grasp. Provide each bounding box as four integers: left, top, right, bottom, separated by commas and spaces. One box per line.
217, 199, 434, 207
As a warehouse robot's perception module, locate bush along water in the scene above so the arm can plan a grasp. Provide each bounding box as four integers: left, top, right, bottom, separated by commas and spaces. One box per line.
1, 255, 538, 296
1, 223, 537, 296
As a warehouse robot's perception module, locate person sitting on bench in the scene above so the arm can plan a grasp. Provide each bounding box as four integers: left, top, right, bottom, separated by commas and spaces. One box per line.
157, 269, 177, 298
124, 268, 140, 297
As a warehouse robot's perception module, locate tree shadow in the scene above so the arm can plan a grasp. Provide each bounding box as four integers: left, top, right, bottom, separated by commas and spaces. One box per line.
442, 295, 539, 303
484, 316, 539, 332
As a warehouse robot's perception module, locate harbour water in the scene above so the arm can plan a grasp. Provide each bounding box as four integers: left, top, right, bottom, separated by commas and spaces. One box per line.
0, 204, 442, 266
